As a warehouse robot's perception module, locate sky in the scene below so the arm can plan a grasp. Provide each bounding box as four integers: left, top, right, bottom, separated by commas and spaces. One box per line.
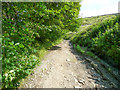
79, 0, 120, 18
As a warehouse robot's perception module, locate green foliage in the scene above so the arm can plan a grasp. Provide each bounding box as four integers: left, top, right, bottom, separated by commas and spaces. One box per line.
76, 45, 85, 54
2, 2, 81, 88
72, 14, 120, 68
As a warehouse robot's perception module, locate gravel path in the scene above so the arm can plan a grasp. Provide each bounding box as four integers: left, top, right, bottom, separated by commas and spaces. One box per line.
19, 40, 116, 88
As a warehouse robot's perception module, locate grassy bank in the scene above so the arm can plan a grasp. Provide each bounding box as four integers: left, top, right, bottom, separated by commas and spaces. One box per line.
71, 14, 120, 69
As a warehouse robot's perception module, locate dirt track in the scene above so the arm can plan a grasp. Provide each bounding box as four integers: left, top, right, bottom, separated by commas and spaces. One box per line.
20, 40, 116, 88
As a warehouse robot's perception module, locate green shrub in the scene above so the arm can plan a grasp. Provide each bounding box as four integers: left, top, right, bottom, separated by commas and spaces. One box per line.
2, 2, 81, 88
72, 15, 120, 67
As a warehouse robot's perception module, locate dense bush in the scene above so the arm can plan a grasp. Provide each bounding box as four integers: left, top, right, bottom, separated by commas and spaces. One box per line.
2, 2, 81, 88
72, 15, 120, 68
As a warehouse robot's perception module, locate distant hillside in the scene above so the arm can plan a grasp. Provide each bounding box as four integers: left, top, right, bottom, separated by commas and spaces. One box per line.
81, 13, 119, 25
83, 13, 119, 18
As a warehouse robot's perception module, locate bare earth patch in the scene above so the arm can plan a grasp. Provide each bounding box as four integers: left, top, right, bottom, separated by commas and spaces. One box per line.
19, 40, 118, 88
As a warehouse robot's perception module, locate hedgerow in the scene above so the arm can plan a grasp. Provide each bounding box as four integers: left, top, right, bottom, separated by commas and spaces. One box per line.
2, 2, 81, 88
72, 15, 120, 68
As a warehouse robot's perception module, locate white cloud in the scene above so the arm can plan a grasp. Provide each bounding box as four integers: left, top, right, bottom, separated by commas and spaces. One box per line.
81, 0, 112, 6
79, 0, 119, 18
